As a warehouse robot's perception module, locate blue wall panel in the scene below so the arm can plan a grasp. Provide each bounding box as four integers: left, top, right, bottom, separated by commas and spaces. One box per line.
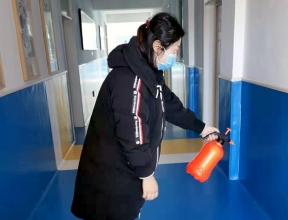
239, 81, 288, 219
229, 81, 242, 180
0, 83, 56, 219
218, 78, 232, 178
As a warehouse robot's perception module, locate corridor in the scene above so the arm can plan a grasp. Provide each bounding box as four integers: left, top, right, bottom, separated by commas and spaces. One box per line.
1, 0, 288, 219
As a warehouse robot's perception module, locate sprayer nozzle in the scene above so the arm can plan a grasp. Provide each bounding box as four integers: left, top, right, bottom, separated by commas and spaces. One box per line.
225, 128, 232, 135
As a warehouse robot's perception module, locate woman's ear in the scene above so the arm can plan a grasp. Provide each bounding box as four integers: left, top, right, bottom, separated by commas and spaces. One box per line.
152, 40, 162, 55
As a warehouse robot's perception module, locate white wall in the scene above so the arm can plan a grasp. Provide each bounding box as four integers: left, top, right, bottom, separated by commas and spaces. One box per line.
102, 8, 162, 25
93, 0, 163, 10
219, 0, 235, 80
232, 0, 246, 80
106, 12, 151, 23
243, 0, 288, 91
0, 0, 66, 97
194, 0, 204, 68
218, 0, 246, 81
219, 0, 288, 90
203, 1, 216, 126
182, 0, 195, 66
106, 22, 143, 53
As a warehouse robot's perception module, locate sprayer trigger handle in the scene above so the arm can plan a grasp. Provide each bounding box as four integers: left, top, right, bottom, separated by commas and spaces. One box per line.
203, 131, 221, 140
202, 131, 221, 140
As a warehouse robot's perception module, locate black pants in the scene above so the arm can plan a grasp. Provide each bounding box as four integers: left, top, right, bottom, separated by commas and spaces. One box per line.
76, 193, 145, 220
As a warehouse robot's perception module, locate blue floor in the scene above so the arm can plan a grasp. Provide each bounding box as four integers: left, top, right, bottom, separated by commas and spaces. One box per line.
29, 163, 270, 220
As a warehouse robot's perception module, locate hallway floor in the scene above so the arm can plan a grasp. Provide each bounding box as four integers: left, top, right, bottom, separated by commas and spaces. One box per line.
29, 163, 270, 220
28, 121, 271, 220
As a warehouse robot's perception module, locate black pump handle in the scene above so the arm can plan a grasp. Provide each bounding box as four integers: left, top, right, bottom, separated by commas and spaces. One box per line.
202, 131, 231, 143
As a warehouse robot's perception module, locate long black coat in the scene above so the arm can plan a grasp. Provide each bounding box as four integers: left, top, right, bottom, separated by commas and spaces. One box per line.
71, 37, 205, 219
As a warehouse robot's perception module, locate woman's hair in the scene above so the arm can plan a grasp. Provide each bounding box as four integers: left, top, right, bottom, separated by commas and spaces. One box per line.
137, 12, 185, 68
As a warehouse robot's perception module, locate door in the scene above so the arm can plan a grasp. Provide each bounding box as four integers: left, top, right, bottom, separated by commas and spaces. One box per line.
61, 15, 76, 143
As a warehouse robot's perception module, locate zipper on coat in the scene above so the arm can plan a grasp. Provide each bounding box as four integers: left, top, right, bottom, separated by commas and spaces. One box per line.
156, 84, 165, 169
156, 147, 159, 169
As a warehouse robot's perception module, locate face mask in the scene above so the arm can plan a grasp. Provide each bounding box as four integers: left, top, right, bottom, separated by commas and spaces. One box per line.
157, 49, 177, 71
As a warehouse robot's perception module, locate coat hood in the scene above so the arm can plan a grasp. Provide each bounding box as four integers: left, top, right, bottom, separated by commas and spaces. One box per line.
107, 36, 164, 97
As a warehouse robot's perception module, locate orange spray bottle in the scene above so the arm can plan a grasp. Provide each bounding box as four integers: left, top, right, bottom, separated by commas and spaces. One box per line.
186, 128, 234, 182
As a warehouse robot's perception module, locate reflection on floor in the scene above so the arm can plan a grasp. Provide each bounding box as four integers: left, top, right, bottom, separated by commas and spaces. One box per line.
29, 164, 270, 220
60, 123, 204, 170
61, 138, 205, 170
68, 138, 205, 160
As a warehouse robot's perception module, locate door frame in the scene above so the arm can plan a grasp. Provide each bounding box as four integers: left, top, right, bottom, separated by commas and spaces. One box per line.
60, 14, 76, 142
215, 3, 222, 127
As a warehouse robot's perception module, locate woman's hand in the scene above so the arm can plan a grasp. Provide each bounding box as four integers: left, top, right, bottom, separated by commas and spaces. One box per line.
142, 175, 158, 201
201, 125, 220, 142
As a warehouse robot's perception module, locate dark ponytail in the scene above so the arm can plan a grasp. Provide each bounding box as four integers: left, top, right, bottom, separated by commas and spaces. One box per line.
137, 24, 147, 47
137, 12, 185, 68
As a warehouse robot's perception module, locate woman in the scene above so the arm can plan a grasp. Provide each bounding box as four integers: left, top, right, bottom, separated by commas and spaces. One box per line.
71, 12, 219, 220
